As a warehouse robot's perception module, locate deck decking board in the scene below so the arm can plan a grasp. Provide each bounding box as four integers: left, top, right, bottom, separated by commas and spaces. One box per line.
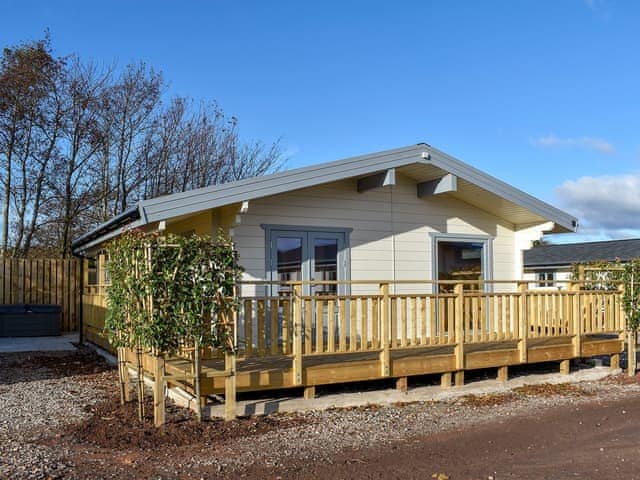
163, 334, 624, 396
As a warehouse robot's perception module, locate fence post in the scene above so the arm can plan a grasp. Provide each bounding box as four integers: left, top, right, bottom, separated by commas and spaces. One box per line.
518, 281, 528, 363
292, 284, 303, 386
379, 283, 390, 377
570, 282, 582, 358
454, 283, 464, 384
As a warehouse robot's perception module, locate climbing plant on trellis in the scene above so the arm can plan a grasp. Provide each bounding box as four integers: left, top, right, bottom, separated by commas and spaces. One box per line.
104, 230, 242, 423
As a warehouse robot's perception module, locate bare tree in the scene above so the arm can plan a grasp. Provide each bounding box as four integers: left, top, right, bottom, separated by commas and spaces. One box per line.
44, 59, 111, 256
101, 63, 162, 216
1, 36, 285, 257
0, 37, 62, 256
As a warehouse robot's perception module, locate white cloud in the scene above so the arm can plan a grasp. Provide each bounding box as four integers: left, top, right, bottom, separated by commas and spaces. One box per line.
555, 173, 640, 238
531, 135, 615, 155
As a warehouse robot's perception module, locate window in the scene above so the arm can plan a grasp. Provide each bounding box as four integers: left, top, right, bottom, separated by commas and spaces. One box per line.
265, 226, 350, 296
537, 271, 555, 288
432, 234, 493, 293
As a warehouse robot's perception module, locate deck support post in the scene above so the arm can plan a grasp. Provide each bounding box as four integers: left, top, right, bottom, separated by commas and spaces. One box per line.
560, 359, 570, 375
304, 386, 316, 399
628, 329, 637, 377
292, 284, 303, 386
396, 376, 408, 393
454, 371, 464, 386
153, 354, 166, 427
379, 283, 391, 377
570, 282, 582, 358
224, 351, 237, 421
497, 366, 508, 382
441, 372, 452, 388
517, 282, 528, 363
611, 353, 620, 370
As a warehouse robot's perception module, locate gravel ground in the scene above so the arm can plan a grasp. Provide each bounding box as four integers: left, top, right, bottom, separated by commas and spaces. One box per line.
0, 349, 113, 479
2, 348, 640, 479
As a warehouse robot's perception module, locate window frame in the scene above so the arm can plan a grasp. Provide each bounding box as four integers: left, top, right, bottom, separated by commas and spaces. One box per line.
536, 270, 555, 288
430, 233, 494, 293
262, 224, 352, 296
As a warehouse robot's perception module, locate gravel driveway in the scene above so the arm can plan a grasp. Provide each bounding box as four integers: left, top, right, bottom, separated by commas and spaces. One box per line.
2, 347, 640, 479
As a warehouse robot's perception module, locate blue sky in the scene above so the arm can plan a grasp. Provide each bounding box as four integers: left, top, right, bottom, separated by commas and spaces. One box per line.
2, 0, 639, 241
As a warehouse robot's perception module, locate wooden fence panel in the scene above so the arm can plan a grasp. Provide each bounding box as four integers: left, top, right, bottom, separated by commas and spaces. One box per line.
0, 257, 81, 332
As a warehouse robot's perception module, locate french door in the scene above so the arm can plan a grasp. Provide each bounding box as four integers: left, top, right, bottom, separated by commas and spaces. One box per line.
268, 229, 348, 296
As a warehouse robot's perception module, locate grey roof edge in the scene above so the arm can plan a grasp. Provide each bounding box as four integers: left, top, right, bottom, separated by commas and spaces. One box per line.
71, 206, 142, 254
140, 144, 424, 221
72, 142, 578, 251
422, 144, 578, 233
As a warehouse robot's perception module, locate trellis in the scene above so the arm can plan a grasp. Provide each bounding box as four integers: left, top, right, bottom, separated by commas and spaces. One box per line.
104, 231, 242, 426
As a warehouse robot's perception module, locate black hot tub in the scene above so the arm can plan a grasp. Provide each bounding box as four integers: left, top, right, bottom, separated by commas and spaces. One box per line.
0, 304, 62, 337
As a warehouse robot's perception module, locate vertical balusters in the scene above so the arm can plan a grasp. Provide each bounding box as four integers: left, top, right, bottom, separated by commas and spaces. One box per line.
270, 299, 279, 355
315, 298, 324, 353
304, 298, 313, 354
257, 299, 267, 354
371, 297, 379, 350
350, 298, 358, 351
327, 299, 336, 353
400, 297, 408, 347
339, 298, 347, 352
282, 299, 291, 355
244, 299, 253, 356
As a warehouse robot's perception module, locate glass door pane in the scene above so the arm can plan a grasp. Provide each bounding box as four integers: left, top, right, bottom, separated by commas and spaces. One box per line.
276, 236, 303, 296
312, 237, 338, 296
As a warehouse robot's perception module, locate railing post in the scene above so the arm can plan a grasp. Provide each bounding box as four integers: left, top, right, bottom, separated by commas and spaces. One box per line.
224, 306, 238, 421
224, 351, 237, 420
518, 281, 528, 363
292, 284, 303, 385
454, 283, 464, 374
379, 283, 390, 377
570, 281, 582, 358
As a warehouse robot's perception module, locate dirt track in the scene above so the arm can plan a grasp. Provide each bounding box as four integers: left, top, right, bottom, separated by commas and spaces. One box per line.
245, 392, 640, 480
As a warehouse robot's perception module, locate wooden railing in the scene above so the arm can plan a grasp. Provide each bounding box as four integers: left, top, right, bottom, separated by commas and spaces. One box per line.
235, 281, 626, 360
82, 280, 626, 359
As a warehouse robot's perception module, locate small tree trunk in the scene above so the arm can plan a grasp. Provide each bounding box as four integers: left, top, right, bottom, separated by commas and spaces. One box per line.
194, 340, 202, 422
136, 345, 145, 422
117, 347, 126, 404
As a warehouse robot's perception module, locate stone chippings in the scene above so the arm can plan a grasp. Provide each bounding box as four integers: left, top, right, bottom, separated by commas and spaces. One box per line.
1, 349, 640, 479
0, 351, 112, 480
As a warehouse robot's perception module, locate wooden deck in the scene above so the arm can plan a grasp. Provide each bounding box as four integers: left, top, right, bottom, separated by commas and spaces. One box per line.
164, 333, 623, 396
85, 280, 628, 421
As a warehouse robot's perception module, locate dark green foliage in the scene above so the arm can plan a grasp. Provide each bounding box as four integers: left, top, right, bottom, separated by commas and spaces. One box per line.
104, 230, 242, 354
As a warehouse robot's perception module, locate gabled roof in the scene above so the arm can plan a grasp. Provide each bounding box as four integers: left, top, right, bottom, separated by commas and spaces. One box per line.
73, 142, 578, 253
523, 238, 640, 268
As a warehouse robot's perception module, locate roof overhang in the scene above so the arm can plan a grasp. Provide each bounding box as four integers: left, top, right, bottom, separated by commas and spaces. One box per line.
72, 143, 578, 254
